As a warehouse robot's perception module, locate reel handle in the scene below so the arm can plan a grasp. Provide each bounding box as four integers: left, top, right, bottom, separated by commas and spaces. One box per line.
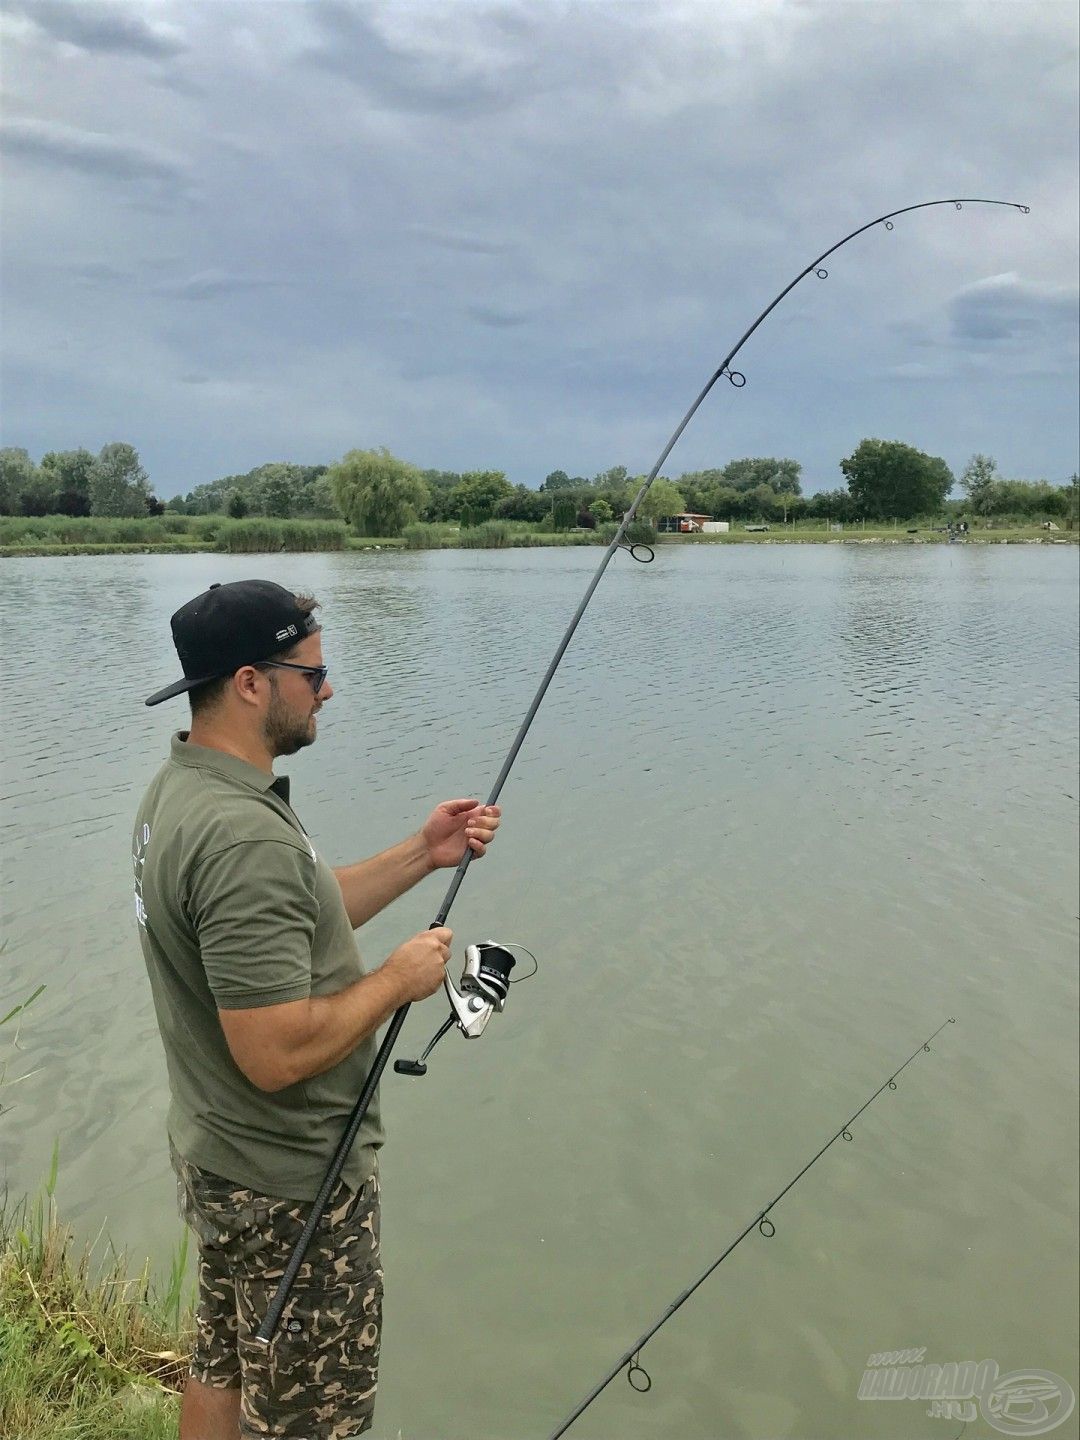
393, 1013, 455, 1077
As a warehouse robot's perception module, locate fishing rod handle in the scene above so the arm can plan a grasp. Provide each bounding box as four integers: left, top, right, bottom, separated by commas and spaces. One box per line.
254, 1001, 412, 1345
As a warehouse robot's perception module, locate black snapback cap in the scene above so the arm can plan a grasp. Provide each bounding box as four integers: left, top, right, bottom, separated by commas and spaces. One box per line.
145, 579, 321, 707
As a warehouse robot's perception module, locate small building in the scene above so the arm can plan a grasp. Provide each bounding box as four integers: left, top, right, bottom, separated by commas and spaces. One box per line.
656, 512, 714, 534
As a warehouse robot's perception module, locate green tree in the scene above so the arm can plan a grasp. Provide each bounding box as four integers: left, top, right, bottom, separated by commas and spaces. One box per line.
808, 488, 856, 522
494, 485, 549, 523
306, 473, 342, 520
721, 457, 802, 494
328, 448, 429, 536
590, 497, 613, 524
418, 471, 463, 521
541, 470, 573, 491
40, 448, 95, 515
227, 491, 250, 518
451, 470, 513, 526
0, 448, 36, 516
746, 483, 782, 521
636, 478, 685, 523
985, 478, 1068, 518
17, 467, 59, 516
593, 465, 628, 490
959, 454, 999, 516
256, 463, 298, 519
840, 439, 953, 520
89, 442, 151, 517
552, 495, 577, 531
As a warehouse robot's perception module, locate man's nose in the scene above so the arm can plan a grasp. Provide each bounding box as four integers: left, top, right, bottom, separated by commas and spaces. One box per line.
319, 679, 334, 702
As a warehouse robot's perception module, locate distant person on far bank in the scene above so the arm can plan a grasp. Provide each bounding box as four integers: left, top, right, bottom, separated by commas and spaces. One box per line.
132, 579, 501, 1440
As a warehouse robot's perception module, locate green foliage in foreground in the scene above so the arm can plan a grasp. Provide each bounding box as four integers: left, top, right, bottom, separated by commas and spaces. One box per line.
0, 1197, 189, 1439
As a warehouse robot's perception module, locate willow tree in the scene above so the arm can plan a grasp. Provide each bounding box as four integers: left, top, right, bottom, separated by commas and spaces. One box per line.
327, 448, 429, 537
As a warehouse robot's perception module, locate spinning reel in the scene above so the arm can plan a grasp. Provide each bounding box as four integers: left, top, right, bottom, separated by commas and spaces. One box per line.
394, 940, 533, 1077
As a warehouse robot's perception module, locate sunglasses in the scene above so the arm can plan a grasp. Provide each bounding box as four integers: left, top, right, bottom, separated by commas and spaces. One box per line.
258, 660, 329, 695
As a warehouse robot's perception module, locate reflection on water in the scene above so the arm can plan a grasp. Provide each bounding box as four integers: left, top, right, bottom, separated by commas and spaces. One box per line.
1, 546, 1077, 1440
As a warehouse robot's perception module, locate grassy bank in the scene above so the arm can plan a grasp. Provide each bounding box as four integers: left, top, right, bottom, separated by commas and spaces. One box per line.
0, 1189, 190, 1439
2, 988, 190, 1437
0, 514, 348, 558
1, 514, 1074, 558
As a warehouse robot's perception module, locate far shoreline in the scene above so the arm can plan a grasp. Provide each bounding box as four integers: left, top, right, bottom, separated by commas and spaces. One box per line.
2, 530, 1077, 559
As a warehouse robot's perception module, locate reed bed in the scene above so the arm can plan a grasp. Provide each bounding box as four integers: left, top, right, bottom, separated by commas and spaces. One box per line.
0, 515, 347, 554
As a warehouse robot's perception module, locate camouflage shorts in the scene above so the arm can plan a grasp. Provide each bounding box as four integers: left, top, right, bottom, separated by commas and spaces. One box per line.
173, 1147, 382, 1439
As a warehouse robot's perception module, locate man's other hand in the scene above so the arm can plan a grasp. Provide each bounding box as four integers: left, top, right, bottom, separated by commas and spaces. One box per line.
420, 799, 502, 869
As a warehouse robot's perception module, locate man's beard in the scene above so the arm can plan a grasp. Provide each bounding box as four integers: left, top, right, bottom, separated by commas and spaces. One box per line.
262, 683, 316, 757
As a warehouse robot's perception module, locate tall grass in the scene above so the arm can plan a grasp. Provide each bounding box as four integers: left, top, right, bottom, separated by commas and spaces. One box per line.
0, 981, 45, 1119
0, 1192, 190, 1439
0, 514, 347, 553
0, 515, 220, 547
457, 521, 528, 548
2, 987, 190, 1437
401, 522, 457, 549
216, 518, 347, 552
402, 520, 613, 550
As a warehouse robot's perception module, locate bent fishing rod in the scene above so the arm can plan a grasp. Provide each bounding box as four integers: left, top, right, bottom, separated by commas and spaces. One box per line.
547, 1017, 957, 1438
256, 197, 1026, 1345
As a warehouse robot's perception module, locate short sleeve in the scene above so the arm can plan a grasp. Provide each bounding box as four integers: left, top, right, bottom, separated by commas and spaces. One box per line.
187, 840, 317, 1009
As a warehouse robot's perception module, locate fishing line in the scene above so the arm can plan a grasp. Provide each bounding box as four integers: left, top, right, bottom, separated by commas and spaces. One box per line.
256, 197, 1026, 1346
546, 1017, 957, 1438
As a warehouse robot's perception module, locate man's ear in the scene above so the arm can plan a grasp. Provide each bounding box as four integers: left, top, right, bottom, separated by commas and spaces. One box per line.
233, 666, 264, 706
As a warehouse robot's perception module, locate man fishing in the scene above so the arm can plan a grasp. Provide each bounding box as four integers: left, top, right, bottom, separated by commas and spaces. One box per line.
133, 579, 501, 1440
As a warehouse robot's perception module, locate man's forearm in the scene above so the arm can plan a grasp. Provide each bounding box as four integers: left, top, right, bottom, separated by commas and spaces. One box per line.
333, 833, 435, 928
288, 966, 407, 1084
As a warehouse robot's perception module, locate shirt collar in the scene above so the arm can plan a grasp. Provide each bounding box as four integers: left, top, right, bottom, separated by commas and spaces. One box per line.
170, 732, 289, 801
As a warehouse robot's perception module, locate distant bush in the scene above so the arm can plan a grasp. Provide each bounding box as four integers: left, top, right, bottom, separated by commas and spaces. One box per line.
624, 519, 657, 546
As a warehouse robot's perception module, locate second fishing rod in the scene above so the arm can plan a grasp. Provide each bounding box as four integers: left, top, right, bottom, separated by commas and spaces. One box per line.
255, 195, 1027, 1345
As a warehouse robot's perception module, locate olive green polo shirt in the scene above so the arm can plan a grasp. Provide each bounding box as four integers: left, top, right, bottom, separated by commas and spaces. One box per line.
133, 733, 383, 1201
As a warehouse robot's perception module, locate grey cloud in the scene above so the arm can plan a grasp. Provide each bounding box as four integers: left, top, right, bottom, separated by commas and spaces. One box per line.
0, 0, 1075, 495
950, 274, 1079, 345
299, 2, 526, 117
7, 0, 185, 58
409, 225, 514, 256
467, 303, 531, 328
1, 117, 186, 186
157, 270, 287, 302
69, 261, 130, 284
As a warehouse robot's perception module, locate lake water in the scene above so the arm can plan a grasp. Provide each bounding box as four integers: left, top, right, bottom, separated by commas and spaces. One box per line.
1, 546, 1077, 1440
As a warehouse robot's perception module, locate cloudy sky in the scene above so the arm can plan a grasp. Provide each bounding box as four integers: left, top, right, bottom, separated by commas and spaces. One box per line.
1, 0, 1077, 499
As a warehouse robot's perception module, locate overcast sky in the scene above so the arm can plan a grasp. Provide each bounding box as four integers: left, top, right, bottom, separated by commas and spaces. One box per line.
1, 0, 1077, 498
